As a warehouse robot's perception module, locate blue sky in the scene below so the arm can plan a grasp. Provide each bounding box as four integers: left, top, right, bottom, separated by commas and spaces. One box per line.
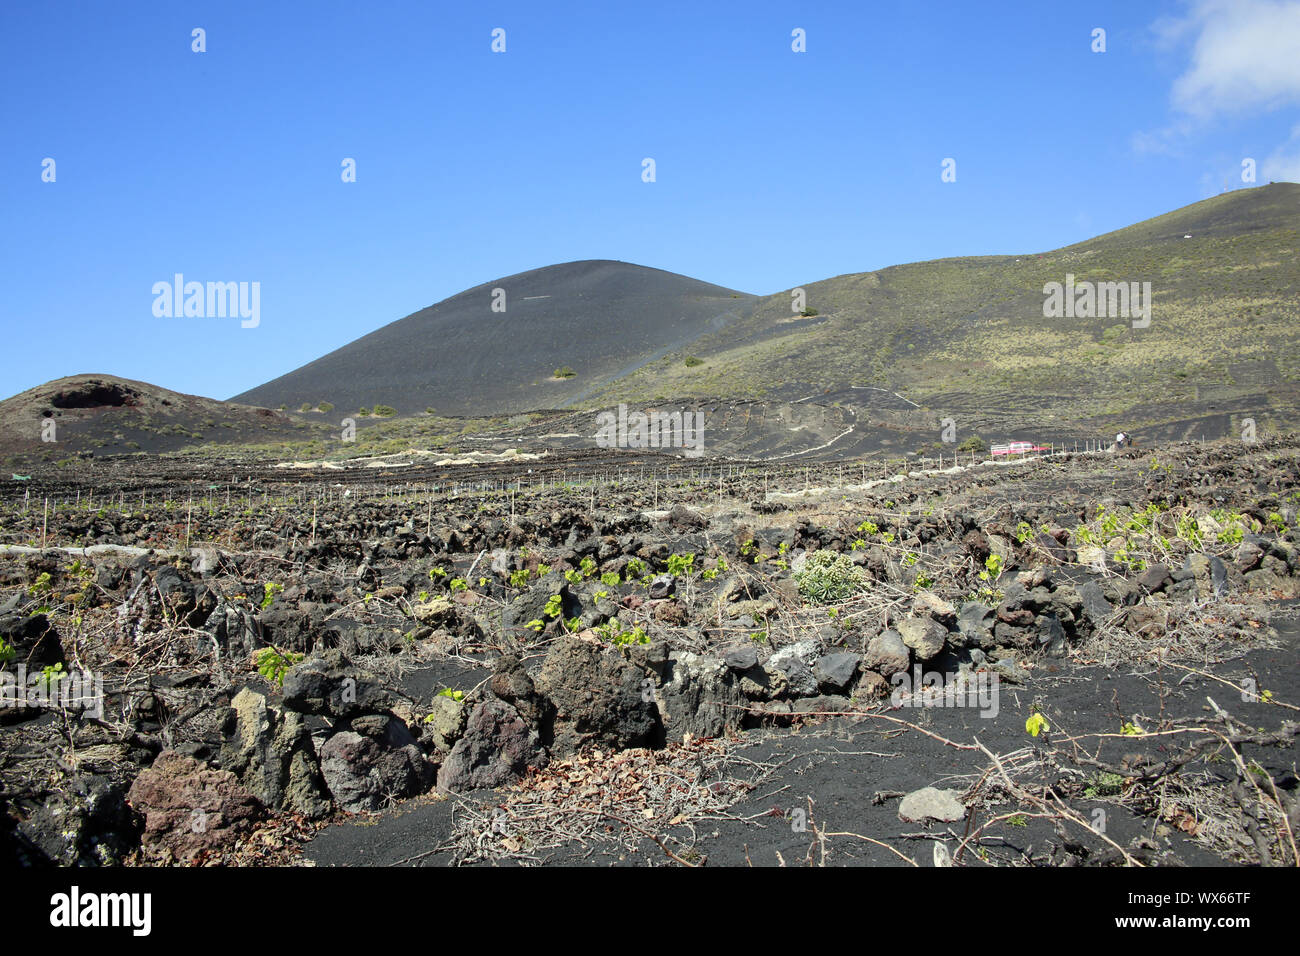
2, 0, 1298, 401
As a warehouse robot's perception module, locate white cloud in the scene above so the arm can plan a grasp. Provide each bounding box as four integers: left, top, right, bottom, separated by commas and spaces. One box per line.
1131, 119, 1194, 156
1165, 0, 1300, 119
1261, 123, 1300, 181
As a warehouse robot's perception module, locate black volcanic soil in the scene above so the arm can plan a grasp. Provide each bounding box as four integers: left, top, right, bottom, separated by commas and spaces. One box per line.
1, 436, 1297, 867
230, 259, 757, 418
305, 616, 1298, 867
0, 374, 328, 460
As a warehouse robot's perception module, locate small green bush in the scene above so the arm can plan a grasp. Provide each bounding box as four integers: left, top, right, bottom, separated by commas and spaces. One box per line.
666, 553, 695, 577
254, 646, 303, 686
794, 550, 868, 603
260, 581, 283, 609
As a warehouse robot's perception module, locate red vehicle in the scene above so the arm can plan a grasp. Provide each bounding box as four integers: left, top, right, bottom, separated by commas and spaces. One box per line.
990, 441, 1046, 457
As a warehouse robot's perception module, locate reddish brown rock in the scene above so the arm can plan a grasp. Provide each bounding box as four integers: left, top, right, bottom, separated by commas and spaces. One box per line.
126, 751, 262, 862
